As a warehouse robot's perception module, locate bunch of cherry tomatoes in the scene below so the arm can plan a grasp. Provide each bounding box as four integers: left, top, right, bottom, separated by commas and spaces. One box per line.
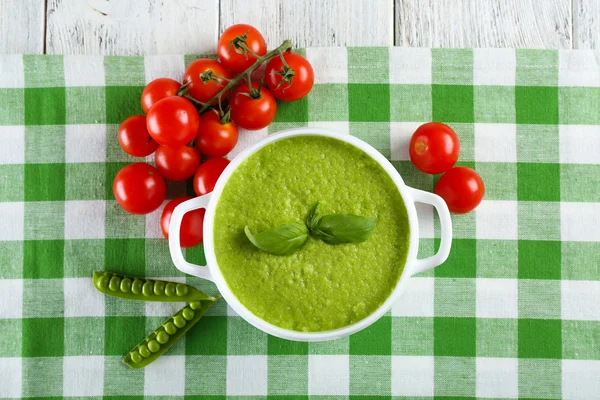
409, 122, 485, 213
112, 24, 314, 248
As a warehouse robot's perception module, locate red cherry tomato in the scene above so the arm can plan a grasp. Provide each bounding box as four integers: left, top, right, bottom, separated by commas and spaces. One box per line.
113, 163, 166, 214
196, 111, 239, 157
117, 115, 158, 157
182, 59, 232, 105
154, 145, 200, 182
141, 78, 181, 114
265, 52, 314, 101
146, 97, 199, 148
230, 82, 277, 130
160, 196, 206, 248
409, 122, 460, 174
193, 158, 230, 196
435, 166, 485, 214
217, 24, 267, 73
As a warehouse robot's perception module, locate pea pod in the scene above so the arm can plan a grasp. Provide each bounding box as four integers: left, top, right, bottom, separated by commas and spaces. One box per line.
93, 271, 214, 302
123, 298, 217, 368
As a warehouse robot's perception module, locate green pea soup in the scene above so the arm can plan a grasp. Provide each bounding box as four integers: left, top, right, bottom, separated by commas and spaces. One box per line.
214, 136, 410, 332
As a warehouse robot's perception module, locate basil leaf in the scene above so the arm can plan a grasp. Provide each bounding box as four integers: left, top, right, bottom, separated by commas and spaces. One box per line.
305, 203, 320, 232
244, 222, 308, 255
311, 214, 377, 245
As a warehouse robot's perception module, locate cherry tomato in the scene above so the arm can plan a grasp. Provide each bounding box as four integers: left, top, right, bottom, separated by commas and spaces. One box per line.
409, 122, 460, 174
182, 59, 232, 104
196, 111, 239, 157
265, 52, 314, 101
193, 158, 230, 196
160, 196, 206, 248
230, 82, 277, 130
154, 145, 200, 182
217, 24, 267, 73
117, 115, 158, 157
435, 166, 485, 214
141, 78, 181, 114
146, 96, 199, 148
113, 163, 166, 214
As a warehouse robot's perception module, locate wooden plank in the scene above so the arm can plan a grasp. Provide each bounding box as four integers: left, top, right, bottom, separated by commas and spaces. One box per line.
46, 0, 219, 55
396, 0, 572, 49
0, 0, 45, 54
220, 0, 394, 47
573, 0, 600, 49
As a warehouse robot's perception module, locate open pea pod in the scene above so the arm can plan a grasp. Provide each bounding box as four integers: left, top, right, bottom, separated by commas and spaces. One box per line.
93, 271, 214, 302
123, 298, 217, 368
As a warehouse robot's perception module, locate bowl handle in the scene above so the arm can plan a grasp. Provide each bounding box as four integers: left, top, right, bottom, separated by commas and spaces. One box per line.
168, 194, 213, 281
407, 187, 453, 275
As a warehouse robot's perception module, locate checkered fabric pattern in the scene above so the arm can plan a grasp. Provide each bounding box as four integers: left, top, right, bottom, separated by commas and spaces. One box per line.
1, 48, 600, 398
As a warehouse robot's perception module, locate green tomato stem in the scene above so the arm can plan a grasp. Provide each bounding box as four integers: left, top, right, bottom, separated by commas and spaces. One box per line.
197, 39, 293, 114
182, 93, 206, 107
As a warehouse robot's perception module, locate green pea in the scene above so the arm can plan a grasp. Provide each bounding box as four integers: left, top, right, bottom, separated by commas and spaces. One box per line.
139, 346, 151, 358
123, 299, 218, 369
98, 274, 110, 289
130, 352, 142, 363
156, 331, 169, 344
120, 278, 132, 292
190, 301, 201, 310
182, 308, 195, 321
176, 283, 188, 297
174, 315, 186, 328
93, 271, 214, 303
163, 322, 177, 335
142, 281, 154, 296
165, 282, 176, 297
109, 276, 121, 291
148, 340, 160, 353
131, 279, 143, 294
154, 281, 165, 296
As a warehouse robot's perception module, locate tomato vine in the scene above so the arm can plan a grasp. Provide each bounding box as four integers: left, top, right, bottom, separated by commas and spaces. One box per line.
179, 39, 293, 114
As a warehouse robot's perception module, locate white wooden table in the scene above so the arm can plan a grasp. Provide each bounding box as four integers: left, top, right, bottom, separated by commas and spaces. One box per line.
0, 0, 598, 54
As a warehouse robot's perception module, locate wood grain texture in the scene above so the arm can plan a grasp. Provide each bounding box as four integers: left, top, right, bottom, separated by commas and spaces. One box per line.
574, 0, 600, 49
46, 0, 219, 55
396, 0, 572, 48
0, 0, 589, 55
220, 0, 394, 47
0, 0, 45, 54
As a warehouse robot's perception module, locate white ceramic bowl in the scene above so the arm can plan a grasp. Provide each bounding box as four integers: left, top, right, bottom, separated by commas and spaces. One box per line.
169, 128, 452, 342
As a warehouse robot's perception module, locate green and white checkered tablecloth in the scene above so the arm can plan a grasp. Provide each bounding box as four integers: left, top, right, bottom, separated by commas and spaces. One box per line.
1, 48, 600, 399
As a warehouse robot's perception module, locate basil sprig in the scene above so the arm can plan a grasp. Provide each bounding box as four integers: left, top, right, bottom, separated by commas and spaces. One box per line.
245, 203, 377, 255
307, 203, 378, 245
244, 222, 308, 255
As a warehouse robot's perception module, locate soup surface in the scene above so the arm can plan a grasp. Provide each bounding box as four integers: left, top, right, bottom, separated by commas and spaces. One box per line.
213, 135, 410, 331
